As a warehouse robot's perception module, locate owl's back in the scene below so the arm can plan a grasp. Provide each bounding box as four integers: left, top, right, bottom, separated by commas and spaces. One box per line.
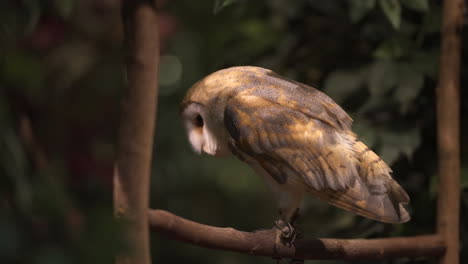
217, 66, 410, 223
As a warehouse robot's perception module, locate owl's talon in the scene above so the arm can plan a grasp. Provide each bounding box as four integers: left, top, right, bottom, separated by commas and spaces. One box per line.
274, 219, 297, 248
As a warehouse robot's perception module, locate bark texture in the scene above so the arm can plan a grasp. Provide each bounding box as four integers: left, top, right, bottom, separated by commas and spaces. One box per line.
114, 1, 159, 264
436, 0, 464, 263
149, 209, 445, 260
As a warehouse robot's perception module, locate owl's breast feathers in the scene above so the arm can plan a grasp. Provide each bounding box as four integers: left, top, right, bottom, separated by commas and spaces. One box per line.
186, 66, 410, 224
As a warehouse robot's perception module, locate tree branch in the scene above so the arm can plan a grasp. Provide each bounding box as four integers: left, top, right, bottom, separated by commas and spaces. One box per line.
436, 0, 464, 263
149, 209, 445, 260
114, 1, 159, 264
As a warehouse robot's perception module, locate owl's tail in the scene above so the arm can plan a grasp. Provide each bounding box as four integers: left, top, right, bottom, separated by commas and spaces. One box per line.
310, 135, 410, 224
355, 138, 410, 222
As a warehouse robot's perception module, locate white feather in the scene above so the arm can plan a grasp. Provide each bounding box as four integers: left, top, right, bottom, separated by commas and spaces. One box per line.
188, 128, 203, 154
202, 125, 219, 155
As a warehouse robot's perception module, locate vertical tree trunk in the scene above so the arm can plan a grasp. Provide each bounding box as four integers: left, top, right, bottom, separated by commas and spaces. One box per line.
114, 1, 159, 264
436, 0, 464, 263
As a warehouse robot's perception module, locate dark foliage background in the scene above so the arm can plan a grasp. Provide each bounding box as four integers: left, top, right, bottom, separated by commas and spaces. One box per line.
0, 0, 466, 263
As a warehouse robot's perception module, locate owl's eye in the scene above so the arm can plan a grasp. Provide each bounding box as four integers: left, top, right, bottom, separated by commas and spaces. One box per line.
194, 114, 204, 127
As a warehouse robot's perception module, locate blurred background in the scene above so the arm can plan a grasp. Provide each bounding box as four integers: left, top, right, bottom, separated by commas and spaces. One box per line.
0, 0, 467, 263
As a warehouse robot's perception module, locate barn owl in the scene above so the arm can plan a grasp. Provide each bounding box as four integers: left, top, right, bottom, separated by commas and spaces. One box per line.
180, 66, 410, 246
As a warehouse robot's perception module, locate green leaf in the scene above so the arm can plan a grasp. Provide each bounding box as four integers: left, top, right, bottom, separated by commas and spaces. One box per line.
323, 68, 367, 103
379, 144, 401, 164
357, 95, 388, 113
410, 49, 439, 78
398, 128, 421, 158
237, 19, 279, 55
373, 39, 404, 59
213, 0, 238, 14
367, 60, 398, 97
349, 0, 376, 22
394, 64, 424, 113
379, 0, 401, 29
400, 0, 429, 12
352, 119, 378, 147
379, 128, 420, 164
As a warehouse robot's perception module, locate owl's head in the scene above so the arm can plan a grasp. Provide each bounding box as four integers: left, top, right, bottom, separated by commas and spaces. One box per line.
180, 101, 230, 157
180, 66, 270, 156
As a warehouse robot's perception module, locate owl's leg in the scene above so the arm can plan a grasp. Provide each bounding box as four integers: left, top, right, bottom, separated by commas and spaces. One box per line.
274, 190, 304, 248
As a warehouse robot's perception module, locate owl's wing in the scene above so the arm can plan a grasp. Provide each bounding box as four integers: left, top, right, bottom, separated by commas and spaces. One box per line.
263, 71, 354, 131
224, 93, 410, 223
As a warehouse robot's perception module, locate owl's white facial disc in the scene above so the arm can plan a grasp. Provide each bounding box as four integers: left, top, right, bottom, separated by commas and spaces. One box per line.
181, 102, 230, 156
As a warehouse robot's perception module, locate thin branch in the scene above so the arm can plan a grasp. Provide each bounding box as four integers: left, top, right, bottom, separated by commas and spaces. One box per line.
114, 0, 159, 264
436, 0, 464, 263
149, 209, 445, 260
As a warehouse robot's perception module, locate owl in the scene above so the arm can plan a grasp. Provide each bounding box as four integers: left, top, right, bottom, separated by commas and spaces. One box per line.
180, 66, 410, 246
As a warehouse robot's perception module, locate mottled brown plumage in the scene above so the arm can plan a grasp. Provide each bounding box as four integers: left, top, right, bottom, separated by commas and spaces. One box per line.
181, 66, 410, 233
